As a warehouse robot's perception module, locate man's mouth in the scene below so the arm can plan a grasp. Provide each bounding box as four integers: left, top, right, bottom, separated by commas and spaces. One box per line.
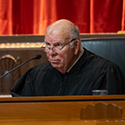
50, 59, 59, 63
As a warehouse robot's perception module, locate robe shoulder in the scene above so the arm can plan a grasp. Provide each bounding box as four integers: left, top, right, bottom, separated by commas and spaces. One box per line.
11, 61, 51, 96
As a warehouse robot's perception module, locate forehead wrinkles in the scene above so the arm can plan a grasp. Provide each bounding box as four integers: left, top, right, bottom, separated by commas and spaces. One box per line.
47, 27, 69, 40
45, 31, 63, 43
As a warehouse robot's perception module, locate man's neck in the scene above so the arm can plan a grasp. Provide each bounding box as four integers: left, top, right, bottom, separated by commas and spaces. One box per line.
67, 47, 84, 73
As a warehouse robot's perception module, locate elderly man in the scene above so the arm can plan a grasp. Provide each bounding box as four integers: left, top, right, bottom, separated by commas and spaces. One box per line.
11, 19, 124, 96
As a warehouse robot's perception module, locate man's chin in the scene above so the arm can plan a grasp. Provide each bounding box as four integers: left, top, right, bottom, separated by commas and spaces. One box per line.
51, 63, 62, 69
51, 63, 59, 68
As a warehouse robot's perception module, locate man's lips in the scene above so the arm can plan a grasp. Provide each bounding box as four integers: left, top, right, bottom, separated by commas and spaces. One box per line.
49, 59, 60, 63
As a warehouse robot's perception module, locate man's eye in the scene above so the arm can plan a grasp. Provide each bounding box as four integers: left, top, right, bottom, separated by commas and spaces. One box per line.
55, 43, 62, 47
45, 43, 50, 46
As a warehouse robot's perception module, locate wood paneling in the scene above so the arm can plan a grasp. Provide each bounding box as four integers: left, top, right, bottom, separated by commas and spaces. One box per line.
0, 95, 124, 120
0, 95, 125, 124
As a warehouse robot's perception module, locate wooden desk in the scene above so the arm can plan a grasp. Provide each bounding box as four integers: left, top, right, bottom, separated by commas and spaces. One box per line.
0, 95, 125, 124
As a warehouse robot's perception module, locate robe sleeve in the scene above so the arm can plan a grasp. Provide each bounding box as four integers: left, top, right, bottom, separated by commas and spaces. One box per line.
93, 63, 125, 94
10, 68, 34, 97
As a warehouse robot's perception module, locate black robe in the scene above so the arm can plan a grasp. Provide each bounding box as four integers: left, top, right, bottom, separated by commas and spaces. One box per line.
11, 49, 124, 96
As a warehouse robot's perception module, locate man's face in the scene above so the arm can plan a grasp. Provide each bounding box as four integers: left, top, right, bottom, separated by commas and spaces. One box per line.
45, 34, 76, 73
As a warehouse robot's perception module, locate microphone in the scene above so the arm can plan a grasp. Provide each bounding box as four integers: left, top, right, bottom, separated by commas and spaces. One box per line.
0, 54, 42, 79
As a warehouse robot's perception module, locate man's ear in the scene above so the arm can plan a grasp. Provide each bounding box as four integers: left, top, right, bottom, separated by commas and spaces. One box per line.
74, 39, 80, 55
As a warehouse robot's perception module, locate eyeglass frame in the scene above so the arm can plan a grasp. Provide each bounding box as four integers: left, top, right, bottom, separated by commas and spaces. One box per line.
41, 38, 78, 52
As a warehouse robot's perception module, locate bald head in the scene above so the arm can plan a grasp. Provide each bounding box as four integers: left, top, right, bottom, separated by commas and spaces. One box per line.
45, 19, 80, 40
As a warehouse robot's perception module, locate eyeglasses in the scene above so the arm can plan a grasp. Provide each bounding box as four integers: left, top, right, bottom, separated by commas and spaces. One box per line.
41, 38, 77, 53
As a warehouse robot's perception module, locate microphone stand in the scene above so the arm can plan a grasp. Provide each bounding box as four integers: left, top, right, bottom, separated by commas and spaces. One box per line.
0, 55, 41, 79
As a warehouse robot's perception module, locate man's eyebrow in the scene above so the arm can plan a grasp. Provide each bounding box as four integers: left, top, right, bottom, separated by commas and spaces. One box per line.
44, 41, 50, 44
45, 41, 62, 45
44, 40, 48, 43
